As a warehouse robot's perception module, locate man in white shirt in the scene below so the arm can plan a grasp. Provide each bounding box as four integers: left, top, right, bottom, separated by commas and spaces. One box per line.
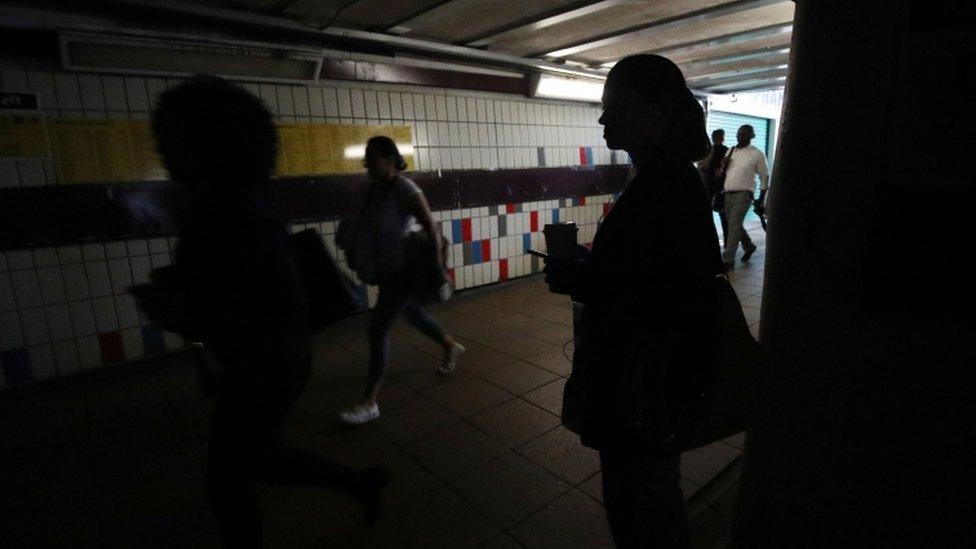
720, 124, 769, 268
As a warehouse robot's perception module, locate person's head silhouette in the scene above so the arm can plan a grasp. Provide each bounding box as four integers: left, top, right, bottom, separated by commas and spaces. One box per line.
364, 135, 406, 183
736, 124, 755, 147
599, 54, 709, 166
712, 128, 725, 146
153, 75, 277, 194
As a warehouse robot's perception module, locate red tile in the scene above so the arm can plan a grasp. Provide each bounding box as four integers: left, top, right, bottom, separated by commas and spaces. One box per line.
506, 203, 516, 214
603, 202, 611, 215
447, 268, 456, 285
461, 218, 473, 242
579, 196, 587, 206
98, 331, 125, 364
499, 259, 509, 281
530, 211, 539, 232
578, 147, 587, 165
481, 240, 491, 262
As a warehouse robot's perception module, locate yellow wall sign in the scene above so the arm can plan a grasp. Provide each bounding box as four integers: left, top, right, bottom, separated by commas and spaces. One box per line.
49, 118, 413, 183
275, 123, 414, 176
0, 92, 49, 159
50, 119, 166, 184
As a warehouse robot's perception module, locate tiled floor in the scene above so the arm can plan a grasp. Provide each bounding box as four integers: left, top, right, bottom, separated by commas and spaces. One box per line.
0, 220, 764, 548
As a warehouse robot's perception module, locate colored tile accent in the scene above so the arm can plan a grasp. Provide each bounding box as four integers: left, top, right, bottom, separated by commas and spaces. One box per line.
530, 211, 539, 232
579, 196, 587, 206
499, 259, 509, 281
552, 208, 560, 223
98, 331, 125, 364
603, 202, 611, 216
141, 325, 165, 354
451, 219, 463, 244
481, 240, 491, 262
522, 233, 531, 253
578, 147, 587, 165
471, 240, 483, 264
1, 348, 32, 384
536, 147, 546, 167
447, 268, 456, 286
585, 147, 594, 165
461, 218, 473, 242
506, 203, 515, 214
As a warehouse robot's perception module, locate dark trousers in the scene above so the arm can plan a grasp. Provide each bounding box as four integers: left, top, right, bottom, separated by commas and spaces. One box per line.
600, 448, 690, 549
368, 275, 446, 386
206, 346, 359, 548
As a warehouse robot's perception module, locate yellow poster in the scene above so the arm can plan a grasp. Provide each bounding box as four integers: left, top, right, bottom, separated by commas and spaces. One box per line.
50, 118, 414, 182
307, 124, 337, 174
1, 92, 49, 158
276, 123, 313, 176
128, 120, 166, 181
274, 122, 414, 176
51, 119, 135, 183
0, 111, 49, 158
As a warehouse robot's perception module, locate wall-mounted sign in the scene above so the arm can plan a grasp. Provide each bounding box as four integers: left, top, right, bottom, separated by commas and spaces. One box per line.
50, 119, 165, 184
0, 91, 49, 159
49, 117, 414, 184
275, 123, 414, 176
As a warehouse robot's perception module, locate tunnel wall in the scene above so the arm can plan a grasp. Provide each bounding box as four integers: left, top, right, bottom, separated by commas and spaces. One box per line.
0, 60, 625, 388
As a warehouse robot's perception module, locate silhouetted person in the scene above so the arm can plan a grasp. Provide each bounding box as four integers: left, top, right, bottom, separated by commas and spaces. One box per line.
338, 136, 463, 425
152, 76, 388, 548
721, 124, 768, 268
545, 55, 722, 548
699, 128, 730, 246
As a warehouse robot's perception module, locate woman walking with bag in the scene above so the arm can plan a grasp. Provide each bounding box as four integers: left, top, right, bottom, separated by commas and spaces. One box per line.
544, 55, 724, 548
338, 136, 464, 425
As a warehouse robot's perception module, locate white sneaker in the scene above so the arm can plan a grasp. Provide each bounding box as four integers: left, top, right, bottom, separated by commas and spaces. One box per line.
437, 343, 466, 375
340, 403, 380, 425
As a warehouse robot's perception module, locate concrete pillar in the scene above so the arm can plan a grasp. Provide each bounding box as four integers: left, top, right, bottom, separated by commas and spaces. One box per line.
734, 1, 976, 546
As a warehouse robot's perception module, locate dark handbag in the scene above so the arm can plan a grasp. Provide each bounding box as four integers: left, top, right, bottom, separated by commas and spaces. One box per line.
621, 275, 763, 452
404, 228, 452, 304
290, 228, 360, 331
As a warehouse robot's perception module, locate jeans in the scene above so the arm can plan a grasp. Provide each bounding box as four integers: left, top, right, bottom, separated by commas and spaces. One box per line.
206, 344, 360, 548
600, 448, 690, 549
368, 274, 446, 385
722, 191, 754, 263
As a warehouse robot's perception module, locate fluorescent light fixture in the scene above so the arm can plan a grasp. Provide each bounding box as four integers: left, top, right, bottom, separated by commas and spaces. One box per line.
59, 30, 323, 84
344, 143, 415, 159
533, 74, 604, 103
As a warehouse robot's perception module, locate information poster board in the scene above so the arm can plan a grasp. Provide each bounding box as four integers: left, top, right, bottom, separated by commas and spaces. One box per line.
275, 123, 414, 176
51, 119, 165, 184
49, 118, 413, 183
0, 92, 49, 158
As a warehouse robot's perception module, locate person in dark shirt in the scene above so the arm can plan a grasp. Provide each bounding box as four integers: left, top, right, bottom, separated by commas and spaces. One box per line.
152, 76, 388, 548
700, 128, 729, 246
545, 55, 723, 548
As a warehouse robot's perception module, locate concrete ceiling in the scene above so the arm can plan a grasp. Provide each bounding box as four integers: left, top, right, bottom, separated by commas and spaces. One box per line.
60, 0, 798, 93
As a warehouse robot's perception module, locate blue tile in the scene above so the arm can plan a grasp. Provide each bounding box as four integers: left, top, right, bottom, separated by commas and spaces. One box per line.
471, 241, 482, 264
451, 219, 463, 244
585, 147, 594, 165
552, 209, 560, 223
141, 326, 166, 354
1, 348, 33, 385
522, 233, 531, 252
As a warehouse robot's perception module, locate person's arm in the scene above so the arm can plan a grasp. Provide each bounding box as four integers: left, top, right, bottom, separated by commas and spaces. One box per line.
756, 150, 770, 191
406, 191, 443, 265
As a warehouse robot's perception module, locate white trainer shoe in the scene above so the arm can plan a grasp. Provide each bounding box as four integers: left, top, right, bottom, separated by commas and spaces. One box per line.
437, 343, 466, 375
340, 403, 380, 425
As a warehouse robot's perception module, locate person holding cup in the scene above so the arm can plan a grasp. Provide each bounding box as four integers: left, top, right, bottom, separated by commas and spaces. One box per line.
543, 55, 724, 548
